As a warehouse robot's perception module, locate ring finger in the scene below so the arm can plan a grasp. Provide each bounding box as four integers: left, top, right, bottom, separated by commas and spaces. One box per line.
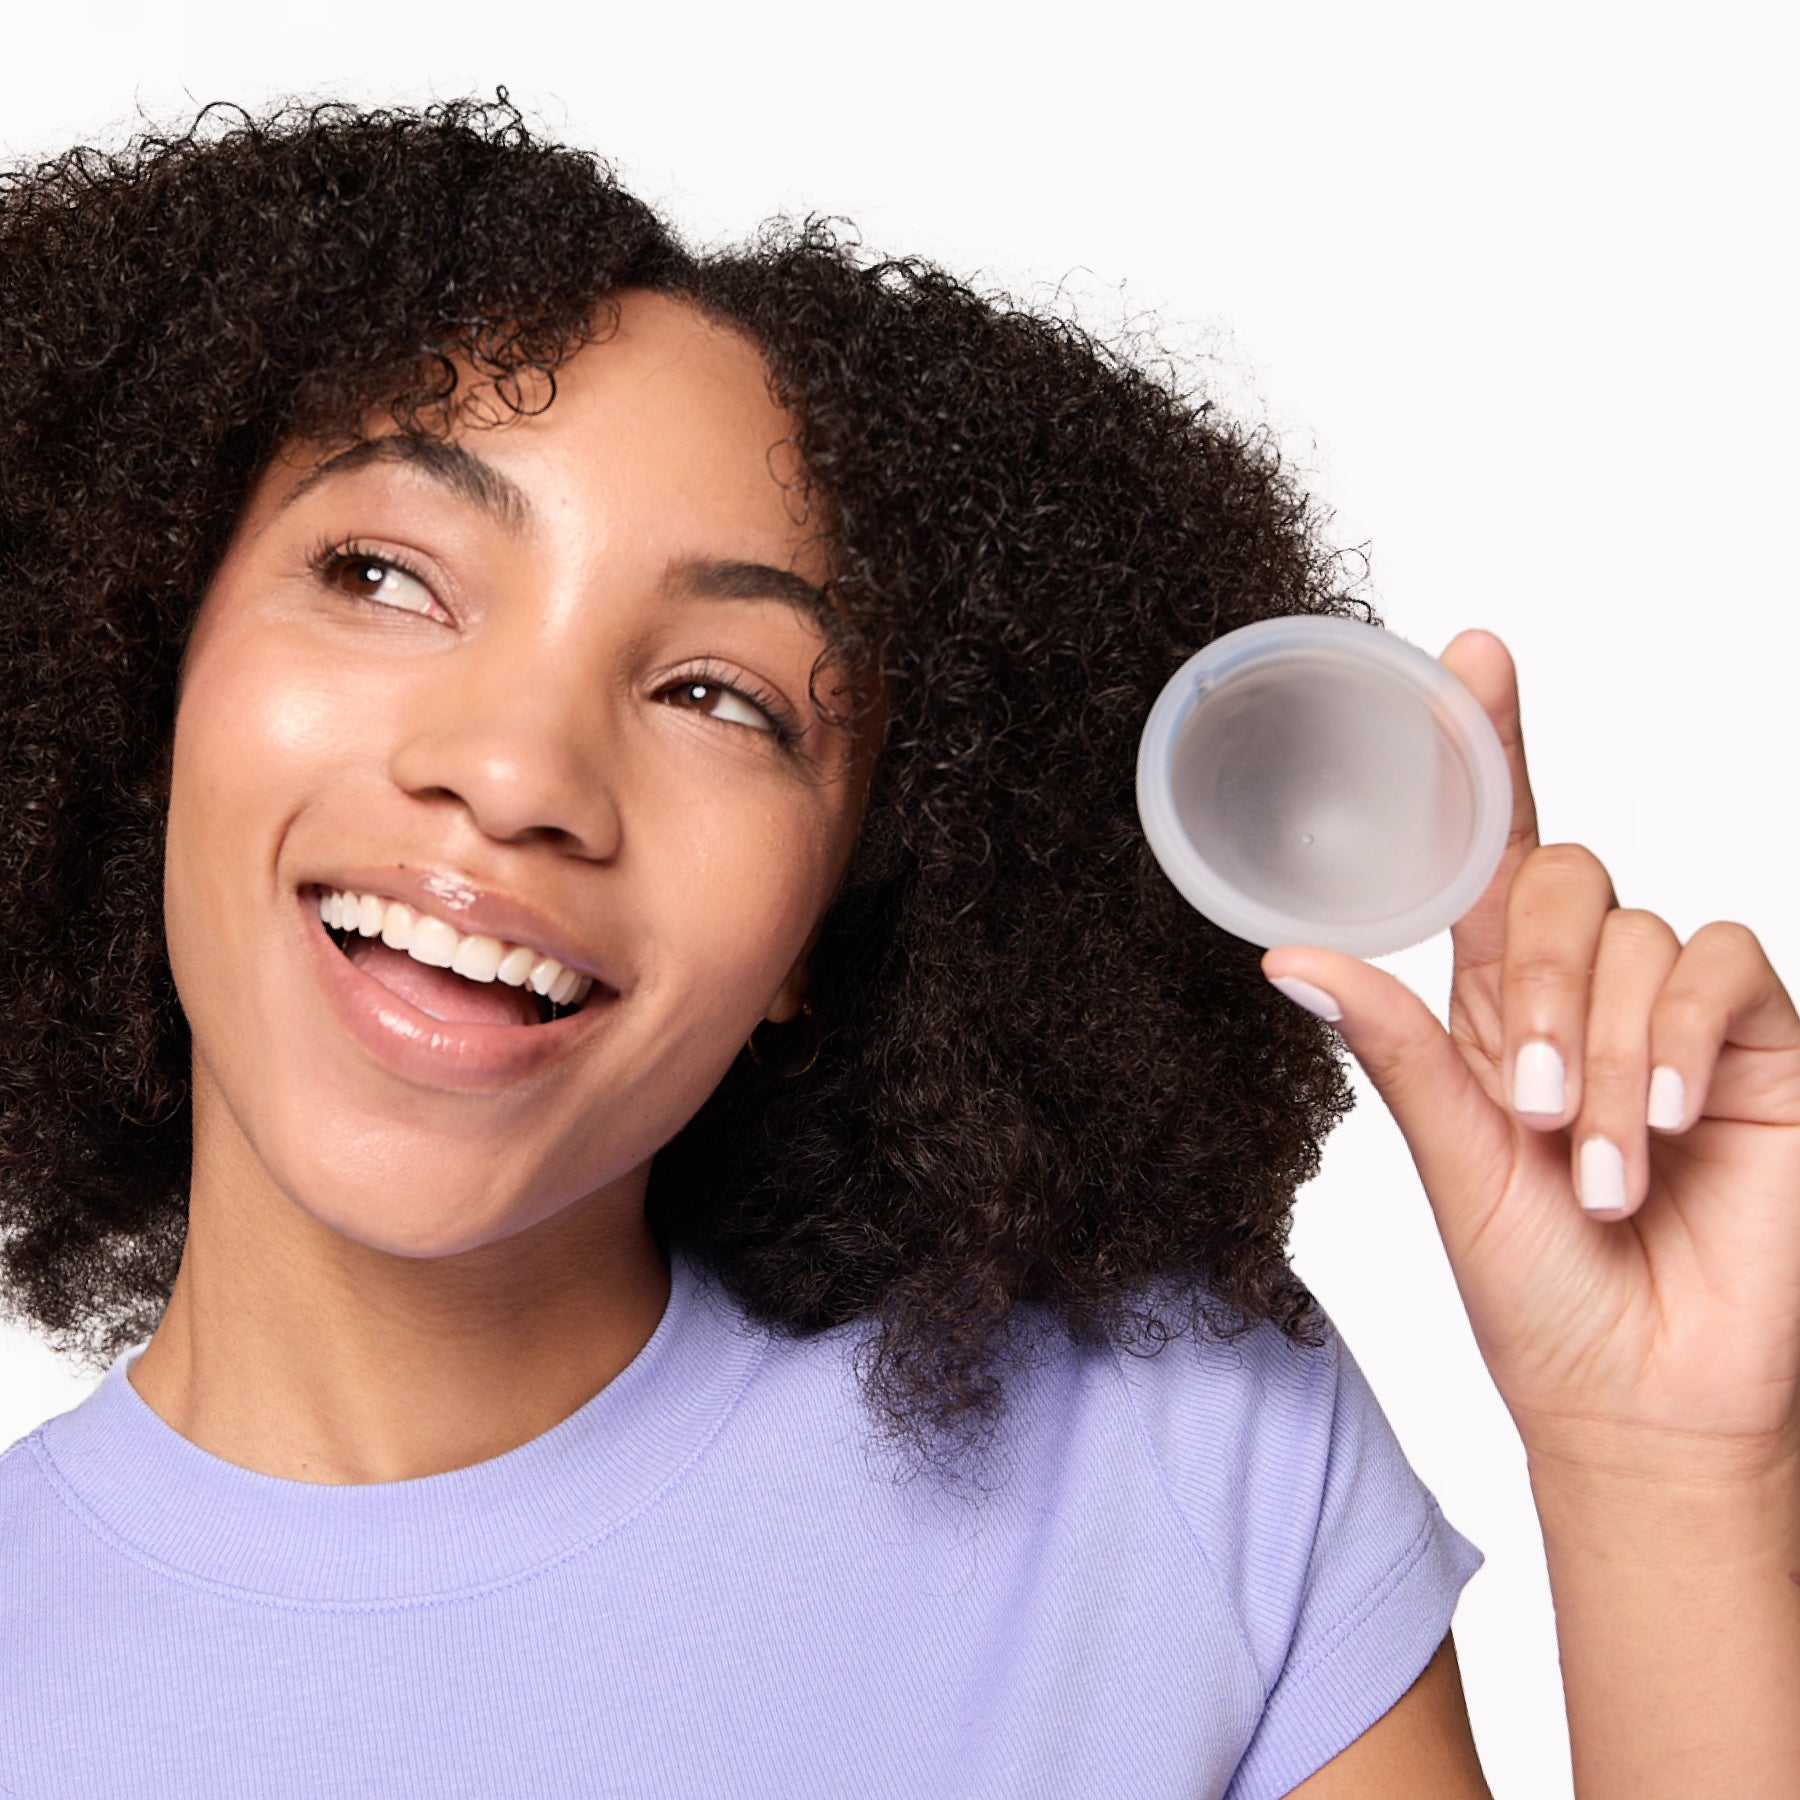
1568, 908, 1683, 1219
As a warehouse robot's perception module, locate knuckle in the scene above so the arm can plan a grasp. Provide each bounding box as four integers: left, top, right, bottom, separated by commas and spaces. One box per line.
1692, 918, 1761, 958
1527, 842, 1608, 884
1653, 988, 1714, 1032
1508, 843, 1616, 919
1601, 907, 1679, 955
1582, 1045, 1643, 1090
1504, 956, 1567, 996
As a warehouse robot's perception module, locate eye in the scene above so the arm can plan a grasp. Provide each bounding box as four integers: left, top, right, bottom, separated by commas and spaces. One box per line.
667, 679, 777, 733
313, 545, 438, 618
659, 667, 797, 744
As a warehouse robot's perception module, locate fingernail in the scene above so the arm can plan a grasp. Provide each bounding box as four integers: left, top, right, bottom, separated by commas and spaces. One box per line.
1578, 1136, 1627, 1214
1268, 975, 1342, 1022
1513, 1040, 1566, 1114
1647, 1065, 1685, 1131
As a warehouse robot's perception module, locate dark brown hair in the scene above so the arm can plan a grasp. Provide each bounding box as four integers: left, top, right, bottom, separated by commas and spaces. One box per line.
0, 97, 1373, 1476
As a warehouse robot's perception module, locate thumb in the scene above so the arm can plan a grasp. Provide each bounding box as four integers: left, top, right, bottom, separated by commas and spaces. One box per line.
1261, 946, 1513, 1258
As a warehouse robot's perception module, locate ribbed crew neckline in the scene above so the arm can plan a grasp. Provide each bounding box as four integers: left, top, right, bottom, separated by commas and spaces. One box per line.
31, 1245, 770, 1608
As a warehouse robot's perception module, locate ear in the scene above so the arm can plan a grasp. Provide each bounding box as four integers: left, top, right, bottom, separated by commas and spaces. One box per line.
764, 924, 824, 1024
764, 957, 809, 1024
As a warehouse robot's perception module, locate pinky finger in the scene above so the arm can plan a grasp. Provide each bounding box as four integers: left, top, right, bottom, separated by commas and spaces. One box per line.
1648, 920, 1800, 1132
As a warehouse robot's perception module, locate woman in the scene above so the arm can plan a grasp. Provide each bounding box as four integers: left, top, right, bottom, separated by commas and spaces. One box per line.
1, 99, 1794, 1797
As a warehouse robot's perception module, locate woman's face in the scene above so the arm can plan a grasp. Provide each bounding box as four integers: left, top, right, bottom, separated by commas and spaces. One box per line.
166, 290, 870, 1258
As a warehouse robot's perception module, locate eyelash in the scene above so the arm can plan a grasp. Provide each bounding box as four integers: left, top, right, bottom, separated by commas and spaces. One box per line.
308, 538, 439, 615
660, 661, 800, 747
306, 539, 801, 748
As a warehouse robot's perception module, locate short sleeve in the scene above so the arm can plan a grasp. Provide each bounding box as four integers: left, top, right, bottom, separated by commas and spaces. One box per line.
1111, 1314, 1483, 1800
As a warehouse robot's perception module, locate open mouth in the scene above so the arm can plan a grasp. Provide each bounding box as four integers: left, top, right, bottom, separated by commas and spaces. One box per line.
314, 887, 597, 1028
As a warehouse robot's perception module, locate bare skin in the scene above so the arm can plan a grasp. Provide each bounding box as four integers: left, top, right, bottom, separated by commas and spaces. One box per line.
128, 292, 1799, 1790
1291, 1634, 1490, 1797
1268, 631, 1800, 1795
132, 291, 871, 1484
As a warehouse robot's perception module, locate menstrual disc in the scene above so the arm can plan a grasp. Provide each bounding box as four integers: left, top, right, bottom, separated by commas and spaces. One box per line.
1135, 616, 1512, 958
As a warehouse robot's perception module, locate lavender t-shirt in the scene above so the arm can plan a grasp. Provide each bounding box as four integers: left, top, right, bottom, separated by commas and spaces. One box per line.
0, 1246, 1480, 1797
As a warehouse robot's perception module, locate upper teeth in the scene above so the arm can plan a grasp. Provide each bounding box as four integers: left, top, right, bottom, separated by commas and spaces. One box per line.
316, 887, 595, 1008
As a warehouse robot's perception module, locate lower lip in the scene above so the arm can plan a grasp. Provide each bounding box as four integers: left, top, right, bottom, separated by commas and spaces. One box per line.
300, 892, 616, 1092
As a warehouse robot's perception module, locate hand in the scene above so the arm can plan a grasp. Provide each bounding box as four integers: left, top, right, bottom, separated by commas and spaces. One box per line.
1262, 629, 1800, 1474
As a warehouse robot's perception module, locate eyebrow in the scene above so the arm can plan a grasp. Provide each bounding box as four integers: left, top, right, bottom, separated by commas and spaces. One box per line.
662, 555, 831, 621
279, 435, 531, 531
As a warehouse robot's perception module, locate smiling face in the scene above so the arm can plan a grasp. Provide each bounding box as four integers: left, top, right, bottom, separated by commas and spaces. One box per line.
166, 290, 871, 1260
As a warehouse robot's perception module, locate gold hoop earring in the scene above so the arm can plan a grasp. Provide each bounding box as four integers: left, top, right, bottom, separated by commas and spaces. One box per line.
745, 999, 819, 1075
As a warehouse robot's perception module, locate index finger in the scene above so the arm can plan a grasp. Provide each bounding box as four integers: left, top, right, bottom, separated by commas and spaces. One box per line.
1440, 628, 1541, 973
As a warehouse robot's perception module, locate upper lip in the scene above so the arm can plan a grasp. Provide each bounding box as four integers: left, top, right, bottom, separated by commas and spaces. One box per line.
304, 865, 619, 989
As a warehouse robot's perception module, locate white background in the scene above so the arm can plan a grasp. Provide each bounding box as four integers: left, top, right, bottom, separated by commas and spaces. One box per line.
2, 4, 1794, 1793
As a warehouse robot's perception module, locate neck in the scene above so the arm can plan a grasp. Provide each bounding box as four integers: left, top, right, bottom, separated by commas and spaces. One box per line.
130, 1130, 671, 1486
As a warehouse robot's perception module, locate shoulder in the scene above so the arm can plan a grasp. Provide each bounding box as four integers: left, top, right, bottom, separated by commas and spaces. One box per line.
0, 1388, 98, 1512
1107, 1302, 1348, 1487
1102, 1305, 1481, 1711
1105, 1303, 1359, 1572
0, 1424, 57, 1502
0, 1427, 81, 1620
0, 1429, 41, 1485
0, 1354, 150, 1600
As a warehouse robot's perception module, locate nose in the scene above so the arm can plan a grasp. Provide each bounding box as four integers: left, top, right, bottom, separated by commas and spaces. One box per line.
387, 642, 622, 859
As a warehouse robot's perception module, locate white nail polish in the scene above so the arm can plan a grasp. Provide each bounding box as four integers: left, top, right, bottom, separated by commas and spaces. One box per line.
1513, 1041, 1565, 1114
1647, 1066, 1685, 1131
1578, 1136, 1627, 1214
1269, 976, 1342, 1022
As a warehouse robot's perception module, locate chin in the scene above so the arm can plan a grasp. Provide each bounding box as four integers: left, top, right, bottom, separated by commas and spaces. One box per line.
306, 1194, 518, 1261
266, 1139, 546, 1261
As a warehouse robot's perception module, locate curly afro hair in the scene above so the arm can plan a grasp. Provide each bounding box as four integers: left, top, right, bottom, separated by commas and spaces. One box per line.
0, 96, 1376, 1477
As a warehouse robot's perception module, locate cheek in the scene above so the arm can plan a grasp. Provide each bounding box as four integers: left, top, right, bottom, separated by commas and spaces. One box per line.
163, 627, 350, 978
180, 621, 348, 781
645, 797, 840, 1000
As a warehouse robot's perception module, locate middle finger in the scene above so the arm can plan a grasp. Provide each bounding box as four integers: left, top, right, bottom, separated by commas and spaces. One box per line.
1502, 843, 1619, 1132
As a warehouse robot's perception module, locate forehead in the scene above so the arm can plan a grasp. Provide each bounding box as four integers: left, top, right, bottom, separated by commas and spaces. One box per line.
512, 289, 813, 551
249, 289, 816, 568
527, 289, 796, 475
